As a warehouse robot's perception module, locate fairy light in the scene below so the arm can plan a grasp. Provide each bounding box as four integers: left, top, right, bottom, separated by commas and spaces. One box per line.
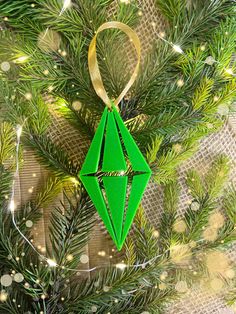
16, 125, 22, 139
9, 200, 15, 212
59, 0, 71, 16
0, 291, 8, 302
177, 79, 184, 87
25, 92, 32, 100
15, 56, 29, 63
173, 44, 183, 54
47, 259, 57, 267
225, 68, 234, 75
152, 230, 159, 238
116, 263, 127, 270
159, 31, 165, 38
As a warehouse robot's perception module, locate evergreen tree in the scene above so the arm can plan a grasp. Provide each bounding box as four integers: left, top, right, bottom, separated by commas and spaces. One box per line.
0, 0, 235, 313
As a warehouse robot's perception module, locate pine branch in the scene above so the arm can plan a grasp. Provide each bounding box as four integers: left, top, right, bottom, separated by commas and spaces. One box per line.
184, 155, 230, 240
155, 0, 186, 22
0, 122, 16, 165
159, 183, 179, 252
49, 190, 95, 267
66, 261, 172, 313
130, 206, 159, 261
25, 133, 81, 179
223, 186, 236, 225
146, 135, 164, 164
0, 82, 50, 135
34, 175, 62, 209
0, 290, 32, 314
205, 155, 230, 198
129, 109, 202, 147
153, 141, 198, 184
192, 78, 214, 110
45, 190, 95, 313
137, 0, 234, 104
57, 102, 99, 140
0, 165, 12, 207
209, 18, 236, 74
0, 166, 69, 311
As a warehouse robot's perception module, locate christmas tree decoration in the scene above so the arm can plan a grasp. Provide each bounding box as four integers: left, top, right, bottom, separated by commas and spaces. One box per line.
0, 1, 236, 313
80, 22, 152, 250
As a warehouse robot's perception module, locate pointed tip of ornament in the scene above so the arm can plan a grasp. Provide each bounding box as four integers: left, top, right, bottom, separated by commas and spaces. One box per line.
116, 241, 124, 251
117, 245, 122, 251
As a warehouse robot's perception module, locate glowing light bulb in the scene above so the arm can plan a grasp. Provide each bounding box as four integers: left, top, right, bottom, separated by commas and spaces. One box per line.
9, 200, 15, 212
116, 263, 126, 270
159, 31, 165, 38
63, 0, 71, 9
25, 92, 32, 100
47, 259, 57, 267
15, 56, 29, 63
225, 68, 234, 75
16, 125, 23, 139
48, 85, 54, 92
177, 79, 184, 87
173, 45, 183, 54
0, 291, 8, 302
60, 0, 71, 15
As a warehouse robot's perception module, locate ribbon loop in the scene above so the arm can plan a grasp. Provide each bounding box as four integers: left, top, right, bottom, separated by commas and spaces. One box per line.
88, 21, 141, 109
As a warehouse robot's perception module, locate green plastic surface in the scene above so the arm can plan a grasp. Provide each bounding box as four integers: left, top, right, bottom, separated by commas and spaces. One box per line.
102, 110, 127, 172
80, 175, 119, 248
103, 176, 128, 247
113, 108, 151, 173
80, 105, 152, 250
121, 173, 151, 245
80, 108, 108, 176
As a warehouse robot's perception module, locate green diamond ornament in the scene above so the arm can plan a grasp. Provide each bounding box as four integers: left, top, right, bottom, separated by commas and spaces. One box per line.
80, 105, 152, 250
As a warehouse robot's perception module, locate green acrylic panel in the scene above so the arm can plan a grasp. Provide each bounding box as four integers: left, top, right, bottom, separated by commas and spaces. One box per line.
120, 173, 151, 246
103, 176, 128, 248
113, 106, 151, 173
80, 175, 119, 247
80, 107, 108, 175
79, 106, 152, 250
102, 110, 127, 172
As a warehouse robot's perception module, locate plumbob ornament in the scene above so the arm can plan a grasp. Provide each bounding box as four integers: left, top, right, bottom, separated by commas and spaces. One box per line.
79, 22, 152, 250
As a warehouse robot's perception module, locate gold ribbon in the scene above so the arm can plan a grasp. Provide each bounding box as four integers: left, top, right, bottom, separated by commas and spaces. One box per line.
88, 21, 141, 109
